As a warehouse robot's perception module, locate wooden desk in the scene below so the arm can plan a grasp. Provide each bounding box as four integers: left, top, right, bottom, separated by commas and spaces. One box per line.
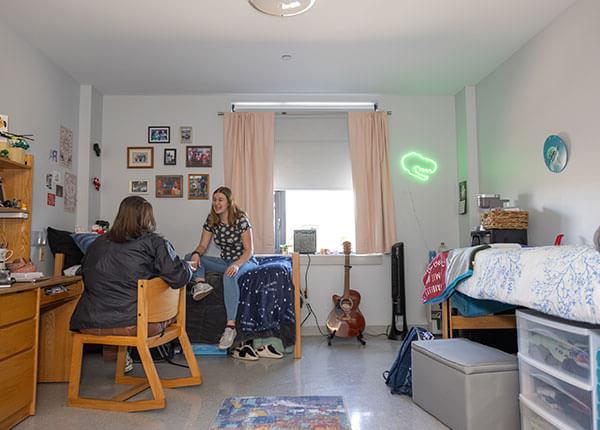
0, 276, 82, 429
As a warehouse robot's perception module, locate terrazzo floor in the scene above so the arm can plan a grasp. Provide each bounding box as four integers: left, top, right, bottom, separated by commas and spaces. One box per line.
16, 336, 447, 429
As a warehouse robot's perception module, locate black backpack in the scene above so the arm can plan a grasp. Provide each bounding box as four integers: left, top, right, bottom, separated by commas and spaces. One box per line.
383, 327, 434, 396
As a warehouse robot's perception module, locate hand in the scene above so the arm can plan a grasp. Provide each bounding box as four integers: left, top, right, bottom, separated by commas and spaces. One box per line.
191, 253, 201, 269
226, 263, 239, 277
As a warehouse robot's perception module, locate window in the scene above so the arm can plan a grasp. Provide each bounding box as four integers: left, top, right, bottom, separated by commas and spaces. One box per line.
273, 114, 355, 253
281, 190, 355, 253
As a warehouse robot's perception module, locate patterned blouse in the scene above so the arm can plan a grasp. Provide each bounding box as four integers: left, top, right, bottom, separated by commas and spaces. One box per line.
203, 215, 252, 261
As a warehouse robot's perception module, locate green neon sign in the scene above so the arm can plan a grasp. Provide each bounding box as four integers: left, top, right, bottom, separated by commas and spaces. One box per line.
400, 152, 438, 181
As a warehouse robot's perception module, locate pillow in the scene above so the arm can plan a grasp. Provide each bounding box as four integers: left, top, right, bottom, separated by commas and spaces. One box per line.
47, 227, 84, 269
71, 232, 100, 254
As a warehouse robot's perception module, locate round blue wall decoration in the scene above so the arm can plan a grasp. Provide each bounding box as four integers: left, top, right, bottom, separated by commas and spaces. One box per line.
543, 135, 568, 173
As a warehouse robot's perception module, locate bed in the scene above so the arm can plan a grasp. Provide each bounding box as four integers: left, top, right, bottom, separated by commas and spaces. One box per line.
424, 245, 600, 338
53, 250, 302, 358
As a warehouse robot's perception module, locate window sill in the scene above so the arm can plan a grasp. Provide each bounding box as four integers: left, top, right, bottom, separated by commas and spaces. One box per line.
298, 253, 383, 266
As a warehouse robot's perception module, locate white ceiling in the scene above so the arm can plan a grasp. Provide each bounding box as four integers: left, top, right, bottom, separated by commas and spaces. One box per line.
0, 0, 575, 95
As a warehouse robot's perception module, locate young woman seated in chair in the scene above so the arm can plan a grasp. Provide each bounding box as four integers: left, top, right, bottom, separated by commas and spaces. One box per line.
70, 196, 192, 340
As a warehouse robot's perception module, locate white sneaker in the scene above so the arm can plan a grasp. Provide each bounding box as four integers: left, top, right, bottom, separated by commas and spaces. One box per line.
124, 351, 134, 373
192, 282, 214, 301
232, 345, 259, 361
218, 327, 237, 349
256, 344, 283, 359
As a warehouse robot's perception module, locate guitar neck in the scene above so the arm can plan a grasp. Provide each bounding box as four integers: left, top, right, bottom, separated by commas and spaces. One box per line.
343, 253, 351, 298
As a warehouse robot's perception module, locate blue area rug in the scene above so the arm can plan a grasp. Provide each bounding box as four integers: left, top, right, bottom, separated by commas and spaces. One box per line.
210, 396, 351, 430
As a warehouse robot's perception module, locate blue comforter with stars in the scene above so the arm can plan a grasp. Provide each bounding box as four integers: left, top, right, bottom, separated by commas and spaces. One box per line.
238, 256, 296, 337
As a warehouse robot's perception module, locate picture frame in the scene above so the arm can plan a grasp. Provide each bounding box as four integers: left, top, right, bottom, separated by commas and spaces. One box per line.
0, 114, 8, 143
188, 174, 210, 200
127, 147, 154, 168
458, 180, 467, 215
164, 148, 177, 166
180, 126, 192, 144
0, 177, 5, 202
186, 145, 212, 168
155, 175, 183, 198
129, 179, 149, 195
148, 126, 170, 143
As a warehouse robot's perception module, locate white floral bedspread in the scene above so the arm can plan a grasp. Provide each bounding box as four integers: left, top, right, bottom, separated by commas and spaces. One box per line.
457, 245, 600, 324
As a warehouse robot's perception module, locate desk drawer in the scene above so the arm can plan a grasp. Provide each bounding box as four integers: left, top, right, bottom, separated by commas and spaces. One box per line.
0, 319, 35, 360
0, 290, 37, 327
0, 349, 35, 420
40, 281, 83, 307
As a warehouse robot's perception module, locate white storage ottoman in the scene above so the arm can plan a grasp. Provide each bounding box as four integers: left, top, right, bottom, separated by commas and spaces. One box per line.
412, 338, 519, 430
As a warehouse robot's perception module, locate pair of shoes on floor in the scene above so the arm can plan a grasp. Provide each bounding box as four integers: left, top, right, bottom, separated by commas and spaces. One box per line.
192, 281, 214, 301
231, 344, 284, 361
124, 351, 134, 373
218, 326, 237, 349
232, 345, 259, 361
256, 344, 283, 359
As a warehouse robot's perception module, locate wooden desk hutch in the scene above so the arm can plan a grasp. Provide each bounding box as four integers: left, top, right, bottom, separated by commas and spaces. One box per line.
0, 154, 83, 429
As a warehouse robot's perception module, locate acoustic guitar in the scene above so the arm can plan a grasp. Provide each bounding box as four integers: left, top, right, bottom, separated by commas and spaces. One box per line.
326, 241, 366, 344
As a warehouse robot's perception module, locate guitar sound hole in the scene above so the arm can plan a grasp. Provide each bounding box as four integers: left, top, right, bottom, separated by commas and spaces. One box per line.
340, 298, 353, 312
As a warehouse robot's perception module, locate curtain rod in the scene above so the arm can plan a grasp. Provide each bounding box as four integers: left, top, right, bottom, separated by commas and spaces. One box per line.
217, 111, 392, 116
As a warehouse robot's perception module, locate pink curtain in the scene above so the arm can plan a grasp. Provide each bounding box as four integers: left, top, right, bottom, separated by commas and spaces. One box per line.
224, 112, 275, 254
348, 111, 397, 253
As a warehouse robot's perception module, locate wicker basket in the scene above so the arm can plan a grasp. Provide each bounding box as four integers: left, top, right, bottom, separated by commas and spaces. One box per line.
481, 210, 528, 230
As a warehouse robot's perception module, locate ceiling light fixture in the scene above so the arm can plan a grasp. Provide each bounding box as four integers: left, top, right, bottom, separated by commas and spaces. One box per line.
281, 54, 293, 61
232, 101, 377, 112
248, 0, 316, 17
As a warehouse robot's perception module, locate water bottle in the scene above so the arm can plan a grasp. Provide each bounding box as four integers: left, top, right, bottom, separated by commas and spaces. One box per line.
437, 242, 449, 255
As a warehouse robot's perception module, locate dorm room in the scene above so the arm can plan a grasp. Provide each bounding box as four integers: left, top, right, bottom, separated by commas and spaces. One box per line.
1, 0, 599, 429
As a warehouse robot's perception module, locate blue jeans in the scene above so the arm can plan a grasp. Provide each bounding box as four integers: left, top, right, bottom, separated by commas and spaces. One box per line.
194, 255, 258, 321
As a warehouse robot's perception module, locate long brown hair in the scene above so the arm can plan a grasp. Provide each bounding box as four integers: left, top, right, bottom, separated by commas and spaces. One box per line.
207, 186, 246, 227
107, 196, 156, 243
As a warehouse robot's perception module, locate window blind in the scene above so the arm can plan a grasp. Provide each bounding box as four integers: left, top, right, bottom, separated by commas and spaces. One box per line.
274, 114, 352, 190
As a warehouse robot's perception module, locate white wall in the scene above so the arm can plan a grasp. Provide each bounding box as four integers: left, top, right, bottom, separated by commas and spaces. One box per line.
88, 87, 103, 225
477, 0, 600, 247
0, 24, 80, 274
101, 94, 458, 327
382, 95, 459, 325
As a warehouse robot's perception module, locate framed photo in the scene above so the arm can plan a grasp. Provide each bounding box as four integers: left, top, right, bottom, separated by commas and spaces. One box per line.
0, 114, 8, 143
129, 179, 149, 195
188, 174, 209, 200
148, 126, 170, 143
164, 148, 177, 166
155, 175, 183, 198
127, 147, 154, 168
458, 180, 467, 215
180, 126, 192, 144
186, 145, 212, 168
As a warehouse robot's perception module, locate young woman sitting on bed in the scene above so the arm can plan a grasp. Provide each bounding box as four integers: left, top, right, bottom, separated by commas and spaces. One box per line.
190, 186, 259, 354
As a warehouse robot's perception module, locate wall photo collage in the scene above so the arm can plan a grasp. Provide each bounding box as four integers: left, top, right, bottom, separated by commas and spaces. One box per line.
127, 125, 211, 200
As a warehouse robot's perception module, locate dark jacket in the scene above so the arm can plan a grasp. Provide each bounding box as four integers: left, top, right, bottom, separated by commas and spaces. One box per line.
70, 232, 192, 330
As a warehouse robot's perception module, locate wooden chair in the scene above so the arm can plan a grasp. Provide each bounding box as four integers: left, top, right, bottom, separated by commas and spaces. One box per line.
67, 278, 202, 412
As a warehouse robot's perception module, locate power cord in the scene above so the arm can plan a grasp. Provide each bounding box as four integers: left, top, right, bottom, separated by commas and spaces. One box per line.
300, 254, 329, 337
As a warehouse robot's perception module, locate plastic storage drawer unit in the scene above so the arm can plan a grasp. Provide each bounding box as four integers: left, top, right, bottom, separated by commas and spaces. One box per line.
517, 309, 600, 430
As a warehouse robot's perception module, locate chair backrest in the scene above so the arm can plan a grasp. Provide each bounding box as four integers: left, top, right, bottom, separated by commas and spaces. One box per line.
138, 278, 180, 324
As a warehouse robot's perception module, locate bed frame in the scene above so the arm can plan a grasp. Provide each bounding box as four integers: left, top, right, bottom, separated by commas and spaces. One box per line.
53, 252, 303, 358
441, 299, 516, 339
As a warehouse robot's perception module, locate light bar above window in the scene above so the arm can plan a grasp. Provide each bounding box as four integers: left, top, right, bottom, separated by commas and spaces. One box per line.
231, 101, 377, 112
